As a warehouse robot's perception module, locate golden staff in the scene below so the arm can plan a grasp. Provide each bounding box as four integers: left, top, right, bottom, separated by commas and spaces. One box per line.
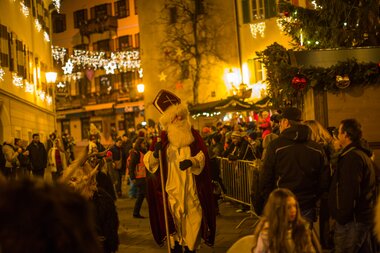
157, 137, 171, 253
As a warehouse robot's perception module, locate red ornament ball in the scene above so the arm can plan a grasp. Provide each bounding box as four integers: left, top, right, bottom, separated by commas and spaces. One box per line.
291, 75, 307, 90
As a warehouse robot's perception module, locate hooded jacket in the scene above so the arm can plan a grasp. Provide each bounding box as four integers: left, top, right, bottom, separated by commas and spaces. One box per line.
259, 124, 328, 213
328, 141, 376, 225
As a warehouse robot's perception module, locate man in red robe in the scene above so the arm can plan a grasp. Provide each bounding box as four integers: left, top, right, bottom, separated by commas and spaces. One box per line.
144, 90, 216, 253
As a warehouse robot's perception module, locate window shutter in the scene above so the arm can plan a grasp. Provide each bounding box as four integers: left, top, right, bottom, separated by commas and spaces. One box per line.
264, 0, 277, 19
242, 0, 251, 24
114, 1, 119, 17
90, 7, 96, 19
107, 3, 112, 16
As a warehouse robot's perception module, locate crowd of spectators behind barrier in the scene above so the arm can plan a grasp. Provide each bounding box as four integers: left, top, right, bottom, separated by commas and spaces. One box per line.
0, 108, 379, 253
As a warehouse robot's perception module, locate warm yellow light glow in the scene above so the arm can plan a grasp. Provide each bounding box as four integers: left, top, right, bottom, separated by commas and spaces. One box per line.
249, 81, 268, 101
137, 83, 145, 93
242, 63, 249, 85
45, 72, 57, 83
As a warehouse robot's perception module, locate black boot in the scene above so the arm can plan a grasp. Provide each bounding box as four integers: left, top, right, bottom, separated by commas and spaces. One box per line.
184, 246, 196, 253
171, 241, 183, 253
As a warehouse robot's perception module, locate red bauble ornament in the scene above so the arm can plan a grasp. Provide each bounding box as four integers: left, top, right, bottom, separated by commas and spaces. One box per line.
291, 74, 307, 90
284, 11, 290, 17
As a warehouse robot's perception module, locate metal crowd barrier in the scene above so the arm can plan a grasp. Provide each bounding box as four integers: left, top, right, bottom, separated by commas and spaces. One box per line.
217, 157, 262, 228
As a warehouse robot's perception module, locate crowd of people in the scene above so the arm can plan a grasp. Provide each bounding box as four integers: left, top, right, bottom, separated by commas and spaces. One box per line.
201, 107, 379, 253
0, 103, 379, 253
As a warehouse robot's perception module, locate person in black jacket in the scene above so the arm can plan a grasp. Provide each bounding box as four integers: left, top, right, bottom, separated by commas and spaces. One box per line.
26, 134, 47, 177
328, 119, 376, 253
258, 107, 329, 222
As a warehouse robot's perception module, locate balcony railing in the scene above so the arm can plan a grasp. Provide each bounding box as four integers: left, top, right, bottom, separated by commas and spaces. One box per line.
79, 15, 118, 36
56, 89, 143, 111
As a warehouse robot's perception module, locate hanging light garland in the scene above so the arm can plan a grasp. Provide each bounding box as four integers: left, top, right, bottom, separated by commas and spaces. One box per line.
12, 73, 23, 87
52, 46, 66, 64
249, 22, 266, 38
20, 2, 29, 17
52, 0, 61, 13
25, 81, 34, 93
53, 46, 141, 74
0, 67, 4, 81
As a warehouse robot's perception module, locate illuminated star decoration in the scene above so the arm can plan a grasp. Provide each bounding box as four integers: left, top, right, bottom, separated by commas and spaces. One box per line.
62, 59, 74, 74
0, 67, 4, 81
159, 72, 167, 81
175, 48, 183, 57
25, 81, 34, 93
12, 73, 23, 87
57, 82, 65, 88
104, 61, 117, 74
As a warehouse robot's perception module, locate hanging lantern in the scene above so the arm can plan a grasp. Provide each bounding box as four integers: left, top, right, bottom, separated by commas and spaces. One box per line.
291, 74, 307, 90
335, 75, 350, 89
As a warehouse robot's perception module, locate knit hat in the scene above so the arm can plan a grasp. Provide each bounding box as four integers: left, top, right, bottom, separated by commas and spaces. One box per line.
279, 107, 302, 122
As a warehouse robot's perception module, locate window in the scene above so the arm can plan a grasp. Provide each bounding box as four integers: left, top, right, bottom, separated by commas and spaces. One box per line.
120, 72, 133, 92
118, 35, 132, 50
242, 0, 277, 23
91, 3, 112, 19
247, 58, 265, 83
134, 0, 137, 15
95, 75, 113, 95
93, 39, 113, 51
81, 118, 90, 140
0, 25, 8, 67
195, 0, 205, 14
169, 7, 177, 24
115, 0, 129, 18
74, 9, 88, 28
61, 120, 71, 135
134, 33, 140, 48
77, 78, 91, 96
52, 12, 66, 33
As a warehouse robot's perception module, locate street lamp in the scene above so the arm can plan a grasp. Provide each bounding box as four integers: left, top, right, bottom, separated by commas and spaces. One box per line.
137, 83, 145, 93
45, 71, 57, 84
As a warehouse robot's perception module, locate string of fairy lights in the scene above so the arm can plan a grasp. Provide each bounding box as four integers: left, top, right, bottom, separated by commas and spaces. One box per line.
52, 46, 141, 76
0, 0, 61, 104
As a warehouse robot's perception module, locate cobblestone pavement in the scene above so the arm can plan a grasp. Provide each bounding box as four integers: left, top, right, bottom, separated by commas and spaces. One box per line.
115, 190, 256, 253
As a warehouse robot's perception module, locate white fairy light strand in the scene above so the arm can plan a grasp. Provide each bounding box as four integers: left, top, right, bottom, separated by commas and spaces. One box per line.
0, 67, 4, 81
53, 47, 141, 73
12, 73, 23, 87
249, 22, 266, 38
52, 0, 61, 13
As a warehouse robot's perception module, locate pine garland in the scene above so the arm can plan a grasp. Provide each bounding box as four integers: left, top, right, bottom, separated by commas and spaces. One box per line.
256, 43, 380, 107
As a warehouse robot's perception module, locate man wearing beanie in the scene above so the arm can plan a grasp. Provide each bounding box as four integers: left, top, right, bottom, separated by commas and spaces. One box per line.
258, 107, 329, 223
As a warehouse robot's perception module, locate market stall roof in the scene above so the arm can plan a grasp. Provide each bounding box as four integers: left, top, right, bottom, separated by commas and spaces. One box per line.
189, 96, 269, 115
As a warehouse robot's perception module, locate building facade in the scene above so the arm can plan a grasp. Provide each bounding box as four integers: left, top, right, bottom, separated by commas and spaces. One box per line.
52, 0, 142, 146
137, 0, 310, 123
0, 0, 56, 145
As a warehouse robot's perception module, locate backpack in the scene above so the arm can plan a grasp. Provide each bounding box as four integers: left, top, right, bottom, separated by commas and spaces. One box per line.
0, 144, 6, 169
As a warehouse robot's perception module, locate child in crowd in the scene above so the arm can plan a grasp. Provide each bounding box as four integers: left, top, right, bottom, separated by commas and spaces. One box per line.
228, 188, 321, 253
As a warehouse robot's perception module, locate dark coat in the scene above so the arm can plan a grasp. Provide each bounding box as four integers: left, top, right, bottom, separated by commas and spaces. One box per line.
259, 124, 329, 213
146, 129, 216, 247
328, 142, 376, 225
92, 188, 119, 253
26, 141, 47, 171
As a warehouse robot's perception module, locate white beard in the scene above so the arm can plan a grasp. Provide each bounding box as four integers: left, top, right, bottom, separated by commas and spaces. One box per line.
167, 120, 194, 148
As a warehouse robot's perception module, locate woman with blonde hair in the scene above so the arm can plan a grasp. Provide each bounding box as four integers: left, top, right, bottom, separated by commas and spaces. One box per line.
304, 120, 334, 249
304, 120, 333, 149
228, 188, 320, 253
